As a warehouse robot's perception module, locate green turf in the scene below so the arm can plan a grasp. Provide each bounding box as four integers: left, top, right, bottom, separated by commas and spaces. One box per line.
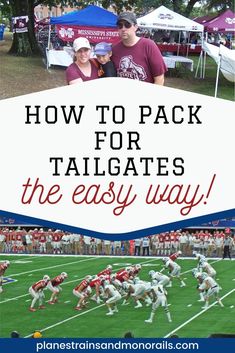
0, 255, 234, 338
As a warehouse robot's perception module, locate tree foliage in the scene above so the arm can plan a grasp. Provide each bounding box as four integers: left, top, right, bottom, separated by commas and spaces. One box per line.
1, 0, 233, 57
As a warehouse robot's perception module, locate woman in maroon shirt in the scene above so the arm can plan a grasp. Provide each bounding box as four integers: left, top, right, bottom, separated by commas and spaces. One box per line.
66, 37, 99, 84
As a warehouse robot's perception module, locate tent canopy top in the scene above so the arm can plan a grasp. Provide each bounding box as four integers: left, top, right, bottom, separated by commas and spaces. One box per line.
205, 9, 235, 33
137, 5, 204, 32
50, 5, 117, 28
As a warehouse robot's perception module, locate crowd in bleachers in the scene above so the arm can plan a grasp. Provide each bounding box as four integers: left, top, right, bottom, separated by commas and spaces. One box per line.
0, 227, 234, 258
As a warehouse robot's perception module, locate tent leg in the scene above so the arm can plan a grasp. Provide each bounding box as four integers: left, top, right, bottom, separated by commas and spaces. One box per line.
202, 51, 206, 79
195, 50, 202, 78
214, 56, 221, 98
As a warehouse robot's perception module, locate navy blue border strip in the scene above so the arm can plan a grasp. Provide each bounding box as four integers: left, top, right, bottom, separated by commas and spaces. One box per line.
0, 209, 234, 240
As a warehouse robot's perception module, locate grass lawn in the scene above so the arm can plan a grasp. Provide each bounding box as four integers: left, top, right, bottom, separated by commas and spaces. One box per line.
0, 32, 234, 101
0, 254, 234, 338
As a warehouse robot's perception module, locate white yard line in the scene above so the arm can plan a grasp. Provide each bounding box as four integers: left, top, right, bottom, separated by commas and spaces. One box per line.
8, 257, 97, 277
23, 303, 106, 338
164, 288, 235, 338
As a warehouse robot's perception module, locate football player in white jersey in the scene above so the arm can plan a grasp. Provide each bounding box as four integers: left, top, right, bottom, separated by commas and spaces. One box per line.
198, 261, 216, 278
192, 268, 207, 302
122, 281, 152, 308
196, 273, 224, 309
162, 257, 186, 287
149, 270, 171, 287
145, 283, 172, 324
103, 280, 121, 316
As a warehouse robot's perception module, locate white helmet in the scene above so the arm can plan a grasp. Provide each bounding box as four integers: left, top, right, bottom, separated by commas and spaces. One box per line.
107, 265, 112, 270
61, 272, 68, 278
149, 270, 155, 277
177, 250, 182, 255
4, 260, 10, 266
125, 266, 132, 272
195, 272, 202, 279
85, 275, 92, 282
191, 268, 198, 277
135, 264, 142, 270
122, 282, 130, 290
43, 275, 50, 281
162, 257, 168, 263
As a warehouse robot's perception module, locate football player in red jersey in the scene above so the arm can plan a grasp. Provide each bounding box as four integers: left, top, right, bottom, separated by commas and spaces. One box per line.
47, 272, 68, 304
169, 250, 182, 262
73, 275, 92, 310
89, 275, 106, 304
97, 265, 112, 277
0, 260, 10, 293
28, 275, 50, 312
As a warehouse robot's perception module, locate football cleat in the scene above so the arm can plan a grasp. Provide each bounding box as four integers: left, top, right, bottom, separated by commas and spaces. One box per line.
75, 306, 82, 310
106, 311, 114, 316
39, 305, 46, 309
134, 303, 143, 308
145, 319, 152, 324
29, 307, 36, 312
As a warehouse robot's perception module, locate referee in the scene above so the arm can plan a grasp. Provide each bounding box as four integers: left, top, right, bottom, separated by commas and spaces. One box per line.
222, 229, 233, 259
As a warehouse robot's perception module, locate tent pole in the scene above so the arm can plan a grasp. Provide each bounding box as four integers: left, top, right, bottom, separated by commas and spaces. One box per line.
195, 49, 202, 78
202, 32, 207, 78
46, 24, 51, 70
186, 33, 190, 57
215, 54, 221, 98
177, 32, 181, 56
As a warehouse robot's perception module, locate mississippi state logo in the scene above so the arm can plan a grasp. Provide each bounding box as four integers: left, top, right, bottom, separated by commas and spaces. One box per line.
118, 55, 147, 81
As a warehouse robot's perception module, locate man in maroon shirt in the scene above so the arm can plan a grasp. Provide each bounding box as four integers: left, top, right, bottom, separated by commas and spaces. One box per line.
112, 12, 167, 84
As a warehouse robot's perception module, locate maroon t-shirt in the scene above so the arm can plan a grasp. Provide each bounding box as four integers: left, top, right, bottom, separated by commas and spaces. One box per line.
112, 37, 167, 83
66, 60, 99, 84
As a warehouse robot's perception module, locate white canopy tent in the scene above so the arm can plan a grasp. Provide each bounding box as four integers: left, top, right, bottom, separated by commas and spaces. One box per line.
137, 6, 204, 73
137, 5, 204, 32
196, 42, 235, 97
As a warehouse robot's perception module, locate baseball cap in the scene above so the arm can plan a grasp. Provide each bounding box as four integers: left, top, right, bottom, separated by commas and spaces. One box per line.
73, 37, 91, 52
117, 12, 137, 25
94, 42, 112, 55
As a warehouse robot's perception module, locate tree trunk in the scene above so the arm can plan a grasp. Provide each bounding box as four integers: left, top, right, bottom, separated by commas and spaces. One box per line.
8, 0, 42, 56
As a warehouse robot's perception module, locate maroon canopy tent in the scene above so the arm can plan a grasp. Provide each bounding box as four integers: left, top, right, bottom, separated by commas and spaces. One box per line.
204, 9, 235, 33
193, 14, 218, 25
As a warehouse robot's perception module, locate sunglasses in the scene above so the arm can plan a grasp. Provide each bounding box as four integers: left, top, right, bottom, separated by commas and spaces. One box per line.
117, 22, 133, 29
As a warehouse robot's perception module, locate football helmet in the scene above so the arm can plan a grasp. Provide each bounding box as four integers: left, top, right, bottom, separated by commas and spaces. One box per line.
43, 275, 50, 281
149, 270, 155, 277
4, 260, 10, 266
162, 257, 168, 263
191, 268, 198, 277
125, 266, 132, 272
85, 275, 92, 282
61, 272, 68, 278
106, 265, 112, 270
195, 272, 202, 279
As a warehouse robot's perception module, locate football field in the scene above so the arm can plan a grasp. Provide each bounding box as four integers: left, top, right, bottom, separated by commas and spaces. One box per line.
0, 254, 234, 338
